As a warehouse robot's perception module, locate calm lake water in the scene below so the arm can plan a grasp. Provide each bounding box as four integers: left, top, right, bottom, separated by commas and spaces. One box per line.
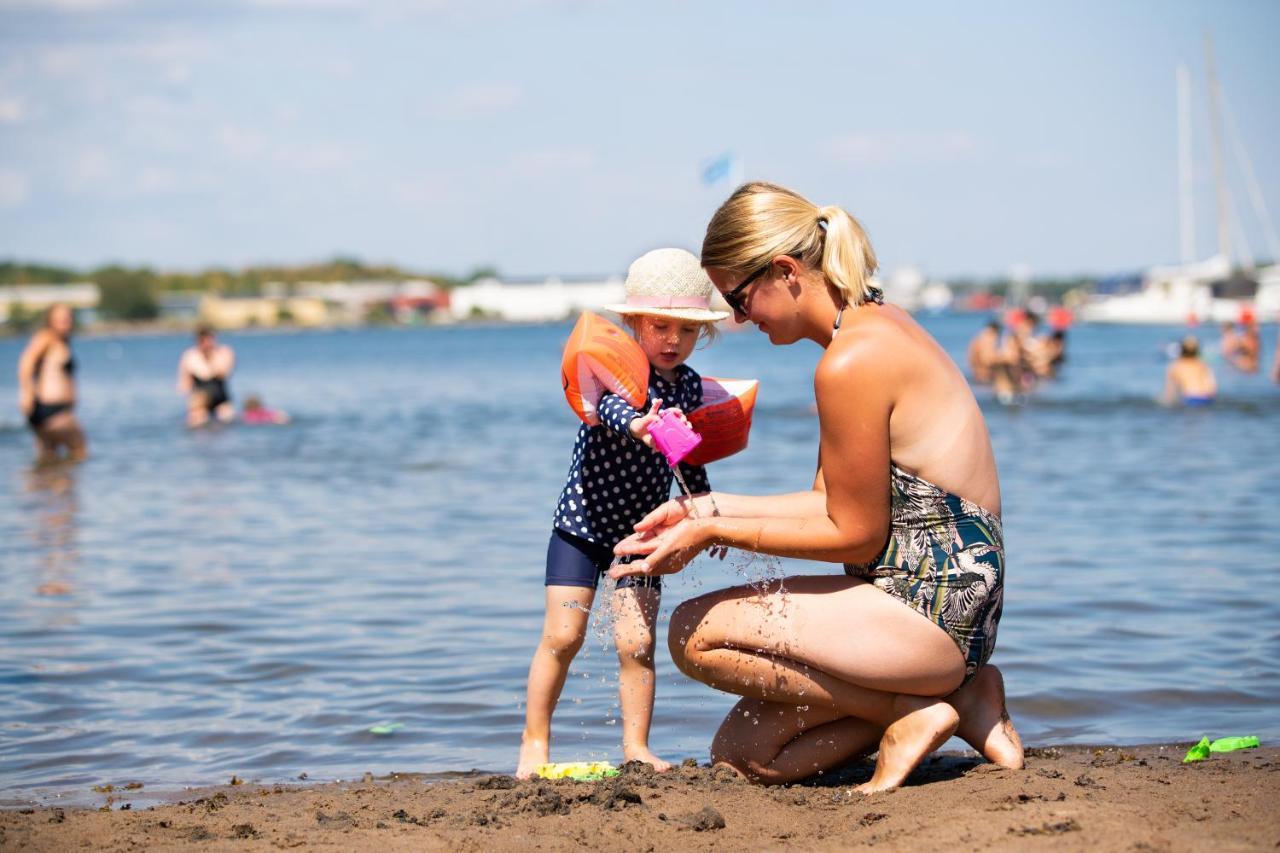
2, 317, 1277, 805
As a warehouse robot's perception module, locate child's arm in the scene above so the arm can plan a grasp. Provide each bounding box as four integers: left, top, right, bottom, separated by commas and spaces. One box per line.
598, 393, 662, 449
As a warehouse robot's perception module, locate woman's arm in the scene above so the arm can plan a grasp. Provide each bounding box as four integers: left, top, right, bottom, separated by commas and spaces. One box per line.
176, 351, 193, 393
615, 340, 894, 573
16, 332, 49, 414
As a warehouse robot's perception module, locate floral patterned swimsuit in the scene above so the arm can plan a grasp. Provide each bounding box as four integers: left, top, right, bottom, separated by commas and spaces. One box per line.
845, 464, 1005, 682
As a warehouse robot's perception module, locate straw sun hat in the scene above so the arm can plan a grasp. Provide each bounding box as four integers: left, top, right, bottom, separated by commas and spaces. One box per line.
604, 247, 730, 323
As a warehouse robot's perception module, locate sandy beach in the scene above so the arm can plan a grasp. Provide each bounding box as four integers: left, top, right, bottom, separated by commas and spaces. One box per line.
4, 745, 1277, 851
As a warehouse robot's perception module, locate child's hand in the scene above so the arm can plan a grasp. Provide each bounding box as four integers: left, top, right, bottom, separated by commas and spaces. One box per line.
661, 407, 691, 430
628, 399, 663, 449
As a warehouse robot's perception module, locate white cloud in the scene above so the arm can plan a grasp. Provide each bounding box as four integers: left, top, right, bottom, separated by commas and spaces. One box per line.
508, 145, 596, 179
0, 95, 25, 123
67, 146, 112, 190
0, 169, 31, 207
217, 124, 266, 159
429, 82, 523, 120
0, 0, 134, 9
820, 130, 979, 168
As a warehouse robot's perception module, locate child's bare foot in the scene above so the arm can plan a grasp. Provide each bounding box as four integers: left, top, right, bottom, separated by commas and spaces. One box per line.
855, 696, 958, 794
516, 736, 549, 780
948, 664, 1024, 769
622, 745, 672, 772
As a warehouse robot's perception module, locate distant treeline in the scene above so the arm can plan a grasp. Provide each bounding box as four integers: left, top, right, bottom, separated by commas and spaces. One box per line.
0, 257, 497, 323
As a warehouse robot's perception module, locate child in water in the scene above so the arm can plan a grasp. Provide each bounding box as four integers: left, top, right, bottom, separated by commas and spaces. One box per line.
516, 248, 728, 778
240, 394, 290, 425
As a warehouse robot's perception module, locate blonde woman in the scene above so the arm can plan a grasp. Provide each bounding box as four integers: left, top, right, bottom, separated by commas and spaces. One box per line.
613, 182, 1023, 792
16, 304, 87, 463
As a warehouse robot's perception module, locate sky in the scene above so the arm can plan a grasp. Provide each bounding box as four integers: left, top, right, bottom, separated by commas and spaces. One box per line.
0, 0, 1278, 281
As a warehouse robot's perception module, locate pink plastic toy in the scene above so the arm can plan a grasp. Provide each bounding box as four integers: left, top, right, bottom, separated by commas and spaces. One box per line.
647, 410, 702, 467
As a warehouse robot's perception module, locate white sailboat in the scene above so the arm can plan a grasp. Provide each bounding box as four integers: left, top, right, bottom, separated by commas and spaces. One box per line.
1082, 38, 1280, 325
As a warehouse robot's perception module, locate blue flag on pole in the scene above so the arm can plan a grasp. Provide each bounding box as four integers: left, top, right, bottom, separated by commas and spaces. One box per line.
701, 152, 735, 186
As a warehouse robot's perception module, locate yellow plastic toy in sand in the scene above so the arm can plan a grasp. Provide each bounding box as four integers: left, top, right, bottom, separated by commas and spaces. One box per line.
534, 761, 618, 781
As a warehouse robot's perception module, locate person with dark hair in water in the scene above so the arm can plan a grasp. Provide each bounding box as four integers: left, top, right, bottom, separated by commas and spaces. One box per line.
1163, 336, 1217, 407
177, 325, 236, 427
16, 303, 88, 463
966, 320, 1002, 385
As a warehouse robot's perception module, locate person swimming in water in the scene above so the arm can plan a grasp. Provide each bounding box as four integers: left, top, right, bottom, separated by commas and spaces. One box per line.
16, 303, 88, 463
177, 325, 236, 427
1163, 336, 1217, 407
241, 394, 290, 425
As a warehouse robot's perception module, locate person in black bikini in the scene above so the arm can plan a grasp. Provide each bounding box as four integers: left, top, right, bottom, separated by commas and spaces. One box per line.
16, 303, 88, 462
177, 325, 236, 427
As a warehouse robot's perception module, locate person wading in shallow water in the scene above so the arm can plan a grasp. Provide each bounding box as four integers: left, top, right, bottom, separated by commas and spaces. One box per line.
177, 325, 236, 427
612, 182, 1024, 792
17, 303, 88, 463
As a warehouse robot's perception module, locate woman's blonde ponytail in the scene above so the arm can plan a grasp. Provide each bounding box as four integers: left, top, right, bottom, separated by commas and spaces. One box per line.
817, 205, 878, 307
703, 183, 879, 307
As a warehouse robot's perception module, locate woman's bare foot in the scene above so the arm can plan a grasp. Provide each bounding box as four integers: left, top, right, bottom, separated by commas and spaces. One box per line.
623, 745, 673, 772
516, 736, 549, 780
855, 696, 958, 794
948, 665, 1024, 769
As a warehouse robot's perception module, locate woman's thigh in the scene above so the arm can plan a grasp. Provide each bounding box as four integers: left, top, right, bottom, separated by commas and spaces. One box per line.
672, 574, 964, 696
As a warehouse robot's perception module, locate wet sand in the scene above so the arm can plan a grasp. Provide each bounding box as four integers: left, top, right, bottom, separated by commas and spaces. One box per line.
4, 745, 1277, 851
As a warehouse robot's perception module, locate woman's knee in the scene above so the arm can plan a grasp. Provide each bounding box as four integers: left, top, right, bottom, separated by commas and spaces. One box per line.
667, 596, 714, 674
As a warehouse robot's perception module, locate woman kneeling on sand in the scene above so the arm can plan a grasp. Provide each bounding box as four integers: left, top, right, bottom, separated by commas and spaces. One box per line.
612, 182, 1023, 792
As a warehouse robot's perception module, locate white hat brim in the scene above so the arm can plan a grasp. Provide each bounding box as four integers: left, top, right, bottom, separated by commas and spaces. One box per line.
603, 304, 731, 322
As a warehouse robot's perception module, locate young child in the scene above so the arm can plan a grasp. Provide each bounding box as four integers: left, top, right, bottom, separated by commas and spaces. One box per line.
516, 248, 728, 778
241, 394, 290, 425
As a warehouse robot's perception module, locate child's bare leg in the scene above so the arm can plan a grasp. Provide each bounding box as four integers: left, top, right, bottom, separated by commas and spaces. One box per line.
517, 585, 594, 778
612, 583, 671, 771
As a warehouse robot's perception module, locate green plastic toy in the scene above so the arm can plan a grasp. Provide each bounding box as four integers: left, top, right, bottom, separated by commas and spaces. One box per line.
534, 761, 619, 781
368, 722, 403, 736
1182, 735, 1260, 763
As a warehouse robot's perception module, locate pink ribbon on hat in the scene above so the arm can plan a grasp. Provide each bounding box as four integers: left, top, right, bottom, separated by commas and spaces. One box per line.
626, 295, 710, 308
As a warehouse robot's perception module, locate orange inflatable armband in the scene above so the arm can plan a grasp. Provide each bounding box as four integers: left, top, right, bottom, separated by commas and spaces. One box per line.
561, 311, 649, 426
685, 378, 758, 466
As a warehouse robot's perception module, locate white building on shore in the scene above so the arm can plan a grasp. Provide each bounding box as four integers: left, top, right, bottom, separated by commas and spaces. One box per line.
449, 275, 625, 323
0, 283, 100, 323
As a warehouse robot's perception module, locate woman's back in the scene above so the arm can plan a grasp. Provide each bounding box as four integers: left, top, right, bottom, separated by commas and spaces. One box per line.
831, 304, 1001, 516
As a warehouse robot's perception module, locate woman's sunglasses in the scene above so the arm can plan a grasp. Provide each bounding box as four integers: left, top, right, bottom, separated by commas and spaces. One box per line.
721, 262, 772, 316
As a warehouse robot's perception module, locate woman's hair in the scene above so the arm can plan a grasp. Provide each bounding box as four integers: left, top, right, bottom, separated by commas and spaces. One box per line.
621, 314, 720, 346
701, 181, 879, 307
44, 303, 71, 328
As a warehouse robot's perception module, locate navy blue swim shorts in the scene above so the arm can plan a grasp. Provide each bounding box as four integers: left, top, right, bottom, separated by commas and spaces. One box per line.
545, 528, 660, 590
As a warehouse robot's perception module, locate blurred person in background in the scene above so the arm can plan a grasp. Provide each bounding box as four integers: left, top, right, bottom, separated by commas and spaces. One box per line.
16, 304, 88, 463
1163, 336, 1217, 407
966, 320, 1002, 385
177, 325, 236, 427
1219, 322, 1242, 367
1033, 329, 1067, 379
1231, 320, 1260, 373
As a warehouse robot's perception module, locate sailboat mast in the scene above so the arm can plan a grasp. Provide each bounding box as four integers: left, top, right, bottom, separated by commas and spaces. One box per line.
1204, 33, 1232, 268
1177, 64, 1196, 265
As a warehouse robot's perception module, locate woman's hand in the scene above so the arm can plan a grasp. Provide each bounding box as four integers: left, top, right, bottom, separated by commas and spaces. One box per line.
609, 516, 714, 579
632, 495, 729, 559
